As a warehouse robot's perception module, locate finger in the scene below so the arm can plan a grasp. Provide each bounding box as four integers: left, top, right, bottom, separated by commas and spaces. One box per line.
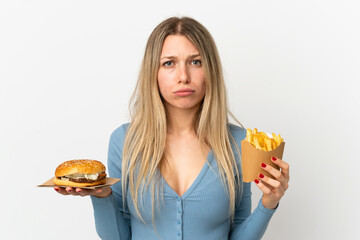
91, 188, 105, 197
74, 188, 87, 197
76, 187, 105, 196
261, 162, 289, 190
259, 180, 274, 191
258, 173, 285, 195
54, 186, 69, 195
65, 187, 80, 196
94, 188, 104, 194
254, 179, 272, 195
271, 157, 290, 181
76, 188, 98, 197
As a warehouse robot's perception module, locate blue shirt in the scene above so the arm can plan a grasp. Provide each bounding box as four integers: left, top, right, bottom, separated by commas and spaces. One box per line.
91, 123, 277, 240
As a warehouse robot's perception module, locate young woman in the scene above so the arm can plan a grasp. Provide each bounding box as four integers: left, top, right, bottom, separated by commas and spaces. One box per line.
55, 16, 290, 240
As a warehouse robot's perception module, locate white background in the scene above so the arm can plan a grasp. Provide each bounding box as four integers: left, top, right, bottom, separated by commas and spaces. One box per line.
1, 0, 359, 239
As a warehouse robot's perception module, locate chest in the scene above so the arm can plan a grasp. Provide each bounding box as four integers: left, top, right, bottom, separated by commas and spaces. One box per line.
127, 152, 231, 228
160, 136, 210, 197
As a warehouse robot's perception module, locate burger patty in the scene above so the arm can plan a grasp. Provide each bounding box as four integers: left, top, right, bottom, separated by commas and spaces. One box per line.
58, 172, 107, 183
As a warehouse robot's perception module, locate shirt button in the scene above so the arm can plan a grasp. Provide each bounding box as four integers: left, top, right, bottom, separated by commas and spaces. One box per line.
177, 197, 180, 202
178, 209, 181, 213
177, 220, 180, 224
178, 232, 181, 236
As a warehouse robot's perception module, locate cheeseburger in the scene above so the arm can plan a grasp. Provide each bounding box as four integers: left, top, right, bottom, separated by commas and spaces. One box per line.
53, 159, 107, 187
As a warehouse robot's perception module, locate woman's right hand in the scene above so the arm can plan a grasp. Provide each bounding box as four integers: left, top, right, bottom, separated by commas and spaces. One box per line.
54, 186, 112, 198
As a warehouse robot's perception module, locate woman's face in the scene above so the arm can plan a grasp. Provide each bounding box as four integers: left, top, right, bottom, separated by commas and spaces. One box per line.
157, 35, 206, 112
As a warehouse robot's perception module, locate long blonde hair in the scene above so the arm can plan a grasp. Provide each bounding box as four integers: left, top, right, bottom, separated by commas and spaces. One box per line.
122, 16, 243, 224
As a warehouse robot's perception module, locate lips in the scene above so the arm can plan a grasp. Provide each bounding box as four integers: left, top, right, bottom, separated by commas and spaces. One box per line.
174, 88, 195, 93
174, 88, 196, 97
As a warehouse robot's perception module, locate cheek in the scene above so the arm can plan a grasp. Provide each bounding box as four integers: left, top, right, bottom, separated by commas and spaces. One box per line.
157, 72, 169, 97
197, 73, 206, 95
200, 82, 206, 98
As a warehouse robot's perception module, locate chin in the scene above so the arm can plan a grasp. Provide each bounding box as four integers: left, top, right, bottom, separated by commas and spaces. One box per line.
165, 100, 203, 111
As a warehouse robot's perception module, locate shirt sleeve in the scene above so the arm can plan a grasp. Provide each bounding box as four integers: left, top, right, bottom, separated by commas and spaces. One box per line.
229, 182, 278, 240
90, 124, 131, 240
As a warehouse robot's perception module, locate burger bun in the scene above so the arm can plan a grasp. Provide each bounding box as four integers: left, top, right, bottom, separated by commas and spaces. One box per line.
53, 177, 106, 187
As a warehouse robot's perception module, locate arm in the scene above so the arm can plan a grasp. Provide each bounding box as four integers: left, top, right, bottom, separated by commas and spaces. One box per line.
227, 124, 290, 239
227, 124, 277, 239
90, 125, 131, 240
229, 182, 277, 240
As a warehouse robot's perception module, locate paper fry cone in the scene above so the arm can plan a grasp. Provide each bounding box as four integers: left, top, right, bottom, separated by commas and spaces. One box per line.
241, 140, 285, 183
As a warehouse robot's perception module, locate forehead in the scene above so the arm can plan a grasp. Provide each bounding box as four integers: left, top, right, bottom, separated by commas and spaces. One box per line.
160, 35, 199, 56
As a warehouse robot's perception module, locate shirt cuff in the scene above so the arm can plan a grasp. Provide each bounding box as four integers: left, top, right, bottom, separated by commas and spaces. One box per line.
90, 192, 115, 205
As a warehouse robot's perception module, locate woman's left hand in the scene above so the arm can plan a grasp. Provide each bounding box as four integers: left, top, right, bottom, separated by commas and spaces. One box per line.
255, 156, 290, 209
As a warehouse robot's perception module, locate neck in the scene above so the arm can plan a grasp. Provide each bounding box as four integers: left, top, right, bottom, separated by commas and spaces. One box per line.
165, 103, 201, 136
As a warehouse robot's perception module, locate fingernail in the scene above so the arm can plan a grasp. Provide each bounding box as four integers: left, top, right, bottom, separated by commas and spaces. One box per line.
261, 163, 267, 168
259, 173, 264, 179
76, 189, 81, 193
272, 157, 277, 161
54, 188, 59, 192
254, 179, 260, 184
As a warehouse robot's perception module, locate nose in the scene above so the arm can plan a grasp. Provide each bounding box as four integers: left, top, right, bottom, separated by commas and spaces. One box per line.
178, 63, 190, 84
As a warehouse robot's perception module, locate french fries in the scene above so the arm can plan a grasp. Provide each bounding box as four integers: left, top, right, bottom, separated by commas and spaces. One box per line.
245, 128, 283, 151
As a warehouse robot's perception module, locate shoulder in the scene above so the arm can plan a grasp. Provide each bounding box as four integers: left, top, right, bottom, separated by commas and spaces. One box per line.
109, 123, 131, 149
227, 123, 246, 173
110, 123, 130, 139
107, 124, 131, 174
227, 123, 246, 143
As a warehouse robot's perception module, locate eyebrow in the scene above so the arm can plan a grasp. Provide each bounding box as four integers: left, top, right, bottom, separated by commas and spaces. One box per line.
160, 53, 201, 60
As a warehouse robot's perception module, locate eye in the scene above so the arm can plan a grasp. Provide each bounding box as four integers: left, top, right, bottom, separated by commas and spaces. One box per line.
191, 59, 202, 66
163, 61, 174, 67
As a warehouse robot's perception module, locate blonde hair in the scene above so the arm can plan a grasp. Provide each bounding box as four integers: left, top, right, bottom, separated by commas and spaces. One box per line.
122, 16, 243, 225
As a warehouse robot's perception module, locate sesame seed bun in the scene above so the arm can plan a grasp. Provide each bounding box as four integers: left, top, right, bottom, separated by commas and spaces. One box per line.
54, 159, 106, 187
55, 159, 105, 177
